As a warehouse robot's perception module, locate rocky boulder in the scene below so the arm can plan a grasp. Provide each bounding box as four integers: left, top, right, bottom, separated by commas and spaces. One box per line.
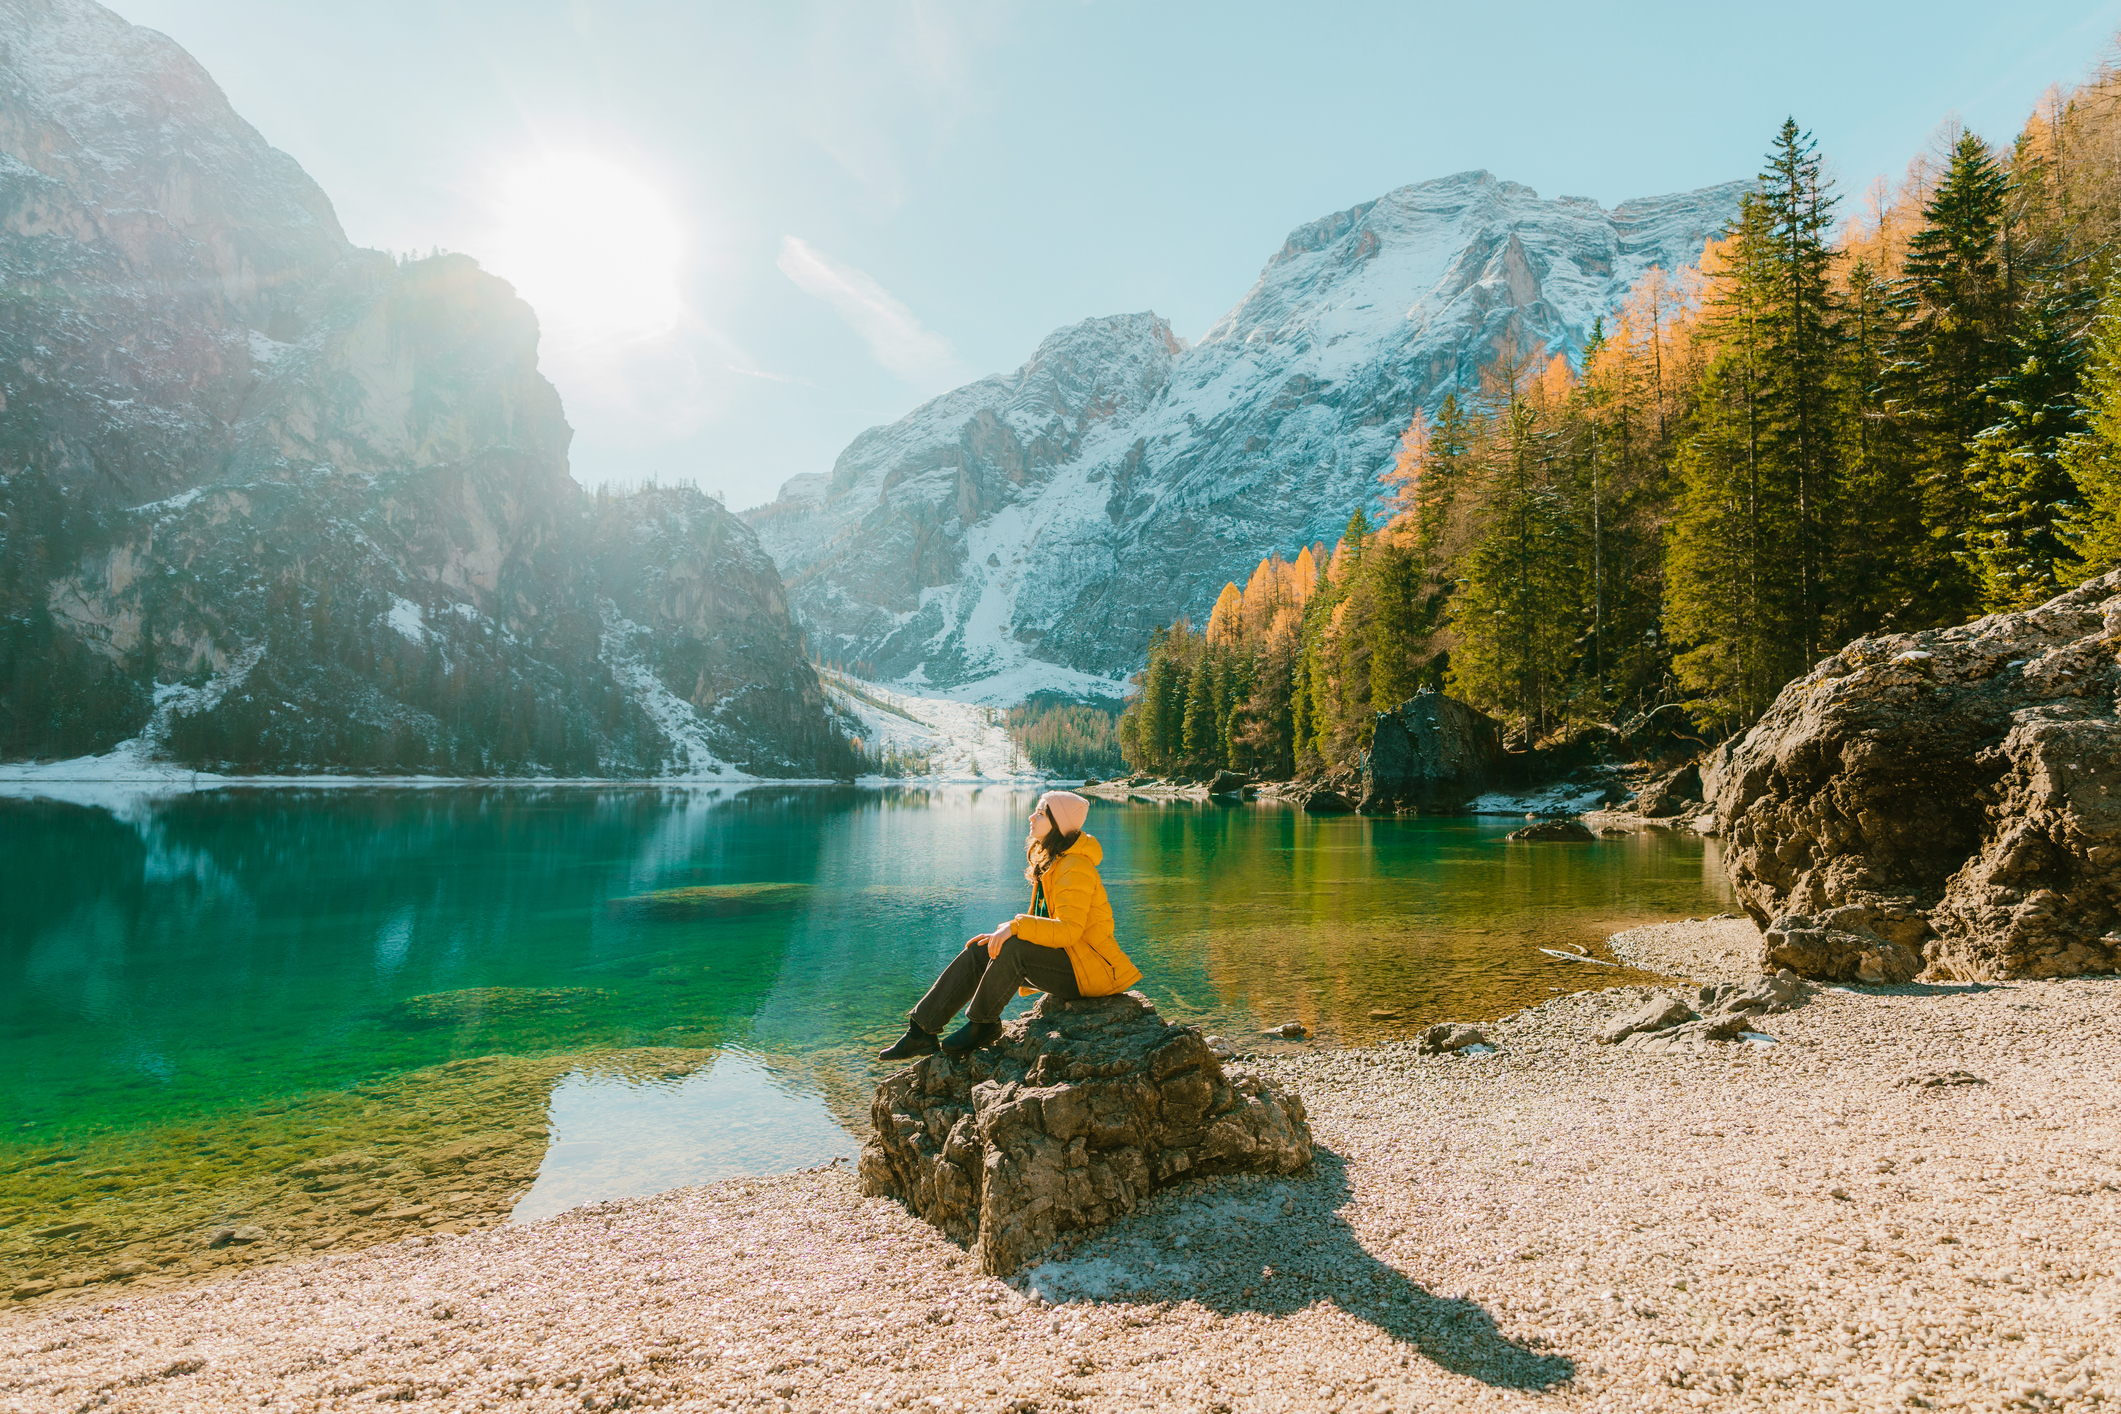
1633, 763, 1704, 819
1359, 690, 1504, 812
859, 992, 1312, 1275
1415, 1023, 1492, 1055
1708, 572, 2121, 980
1508, 819, 1595, 841
1761, 908, 1924, 985
1302, 788, 1356, 814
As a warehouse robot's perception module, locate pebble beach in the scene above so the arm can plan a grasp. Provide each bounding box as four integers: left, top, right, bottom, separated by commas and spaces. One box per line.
4, 921, 2117, 1413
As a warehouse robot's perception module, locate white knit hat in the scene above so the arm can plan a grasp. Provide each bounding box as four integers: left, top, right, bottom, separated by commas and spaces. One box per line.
1037, 790, 1090, 838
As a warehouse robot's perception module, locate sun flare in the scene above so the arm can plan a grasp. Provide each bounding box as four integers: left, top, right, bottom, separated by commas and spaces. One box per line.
486, 151, 684, 346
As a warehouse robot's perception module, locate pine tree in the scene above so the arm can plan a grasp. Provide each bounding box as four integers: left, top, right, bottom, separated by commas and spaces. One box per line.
2063, 279, 2121, 577
1181, 653, 1217, 767
1667, 199, 1807, 726
1892, 130, 2015, 619
1834, 258, 1925, 635
1446, 340, 1579, 741
1754, 118, 1843, 661
1966, 299, 2086, 608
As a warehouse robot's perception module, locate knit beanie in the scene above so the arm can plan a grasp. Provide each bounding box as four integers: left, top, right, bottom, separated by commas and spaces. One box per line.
1038, 790, 1090, 839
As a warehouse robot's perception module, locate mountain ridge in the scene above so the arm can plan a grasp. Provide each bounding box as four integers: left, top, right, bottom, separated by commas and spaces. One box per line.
749, 169, 1749, 700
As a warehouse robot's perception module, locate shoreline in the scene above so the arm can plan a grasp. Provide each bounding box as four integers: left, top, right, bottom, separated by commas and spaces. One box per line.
6, 921, 2114, 1411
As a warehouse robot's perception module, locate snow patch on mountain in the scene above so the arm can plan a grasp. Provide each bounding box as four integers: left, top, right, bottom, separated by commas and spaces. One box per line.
824, 673, 1057, 781
598, 615, 745, 778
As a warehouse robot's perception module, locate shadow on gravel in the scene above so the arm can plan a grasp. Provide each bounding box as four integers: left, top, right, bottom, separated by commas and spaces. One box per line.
1837, 981, 2005, 998
1021, 1149, 1574, 1392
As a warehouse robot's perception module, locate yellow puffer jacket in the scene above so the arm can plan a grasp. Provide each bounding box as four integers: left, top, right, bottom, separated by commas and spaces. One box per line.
1009, 833, 1142, 997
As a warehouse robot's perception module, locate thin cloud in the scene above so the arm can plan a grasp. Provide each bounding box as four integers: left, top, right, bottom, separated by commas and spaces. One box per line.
724, 363, 815, 387
776, 235, 960, 384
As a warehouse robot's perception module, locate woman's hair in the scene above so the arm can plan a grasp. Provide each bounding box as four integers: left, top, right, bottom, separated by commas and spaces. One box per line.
1023, 821, 1079, 883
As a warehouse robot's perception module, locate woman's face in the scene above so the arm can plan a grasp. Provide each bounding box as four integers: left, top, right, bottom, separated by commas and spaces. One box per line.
1028, 804, 1050, 835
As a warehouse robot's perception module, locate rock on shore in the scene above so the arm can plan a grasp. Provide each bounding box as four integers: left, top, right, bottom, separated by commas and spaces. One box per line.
1358, 691, 1501, 812
1708, 570, 2121, 979
860, 993, 1312, 1274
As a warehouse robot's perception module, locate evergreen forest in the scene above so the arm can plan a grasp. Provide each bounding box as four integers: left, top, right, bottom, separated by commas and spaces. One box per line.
1120, 68, 2121, 781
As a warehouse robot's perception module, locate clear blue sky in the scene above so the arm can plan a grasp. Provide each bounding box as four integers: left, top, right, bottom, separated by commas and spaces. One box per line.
122, 0, 2121, 508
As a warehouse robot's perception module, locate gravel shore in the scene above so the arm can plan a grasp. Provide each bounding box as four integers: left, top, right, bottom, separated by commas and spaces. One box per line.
5, 923, 2117, 1413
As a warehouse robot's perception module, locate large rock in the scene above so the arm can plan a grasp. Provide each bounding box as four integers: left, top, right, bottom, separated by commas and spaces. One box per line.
1359, 690, 1503, 812
858, 992, 1312, 1275
1633, 762, 1703, 818
1707, 572, 2121, 979
1760, 909, 1924, 985
1508, 819, 1595, 841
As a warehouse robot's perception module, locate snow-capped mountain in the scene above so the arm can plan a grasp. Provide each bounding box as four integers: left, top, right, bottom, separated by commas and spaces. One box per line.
1, 0, 845, 776
750, 171, 1749, 700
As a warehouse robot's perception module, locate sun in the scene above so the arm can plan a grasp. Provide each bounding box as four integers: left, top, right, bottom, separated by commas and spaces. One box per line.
485, 151, 684, 346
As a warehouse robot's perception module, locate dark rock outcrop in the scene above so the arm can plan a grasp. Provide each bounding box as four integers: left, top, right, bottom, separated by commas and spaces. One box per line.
858, 992, 1312, 1275
1632, 763, 1703, 818
1358, 690, 1503, 812
1302, 788, 1356, 814
1508, 819, 1595, 841
1707, 572, 2121, 979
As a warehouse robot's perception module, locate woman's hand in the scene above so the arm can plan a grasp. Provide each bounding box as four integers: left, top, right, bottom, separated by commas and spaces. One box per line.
985, 919, 1015, 958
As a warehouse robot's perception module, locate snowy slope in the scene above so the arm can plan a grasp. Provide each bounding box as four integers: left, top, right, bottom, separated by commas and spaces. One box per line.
823, 673, 1054, 781
751, 171, 1747, 698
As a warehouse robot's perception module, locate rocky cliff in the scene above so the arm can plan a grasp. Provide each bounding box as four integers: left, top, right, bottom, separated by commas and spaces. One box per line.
0, 0, 844, 776
1708, 572, 2121, 980
750, 173, 1748, 698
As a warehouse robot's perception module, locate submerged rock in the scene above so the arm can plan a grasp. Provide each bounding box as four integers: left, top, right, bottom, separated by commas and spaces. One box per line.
605, 882, 811, 919
1358, 691, 1503, 812
1707, 571, 2121, 979
385, 987, 611, 1027
859, 992, 1312, 1275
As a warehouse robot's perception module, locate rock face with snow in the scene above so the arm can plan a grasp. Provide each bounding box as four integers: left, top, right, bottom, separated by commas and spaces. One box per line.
0, 0, 843, 775
752, 172, 1747, 697
1707, 572, 2121, 980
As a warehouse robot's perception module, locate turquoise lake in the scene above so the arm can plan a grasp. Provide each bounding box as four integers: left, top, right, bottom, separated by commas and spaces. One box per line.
0, 784, 1732, 1278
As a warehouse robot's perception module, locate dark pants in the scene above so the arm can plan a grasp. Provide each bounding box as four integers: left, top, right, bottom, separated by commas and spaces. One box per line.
912, 936, 1081, 1030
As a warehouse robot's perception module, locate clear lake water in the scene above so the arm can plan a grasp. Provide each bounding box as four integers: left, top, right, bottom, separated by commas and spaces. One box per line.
0, 784, 1732, 1286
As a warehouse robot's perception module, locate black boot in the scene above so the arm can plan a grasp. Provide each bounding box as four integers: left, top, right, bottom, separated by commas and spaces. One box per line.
878, 1021, 938, 1062
940, 1019, 1003, 1055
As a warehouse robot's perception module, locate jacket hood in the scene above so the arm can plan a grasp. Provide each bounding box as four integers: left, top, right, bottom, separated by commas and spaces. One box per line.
1061, 832, 1103, 866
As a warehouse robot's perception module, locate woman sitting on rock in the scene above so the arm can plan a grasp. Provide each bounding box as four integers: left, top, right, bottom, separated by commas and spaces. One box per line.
879, 790, 1141, 1060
